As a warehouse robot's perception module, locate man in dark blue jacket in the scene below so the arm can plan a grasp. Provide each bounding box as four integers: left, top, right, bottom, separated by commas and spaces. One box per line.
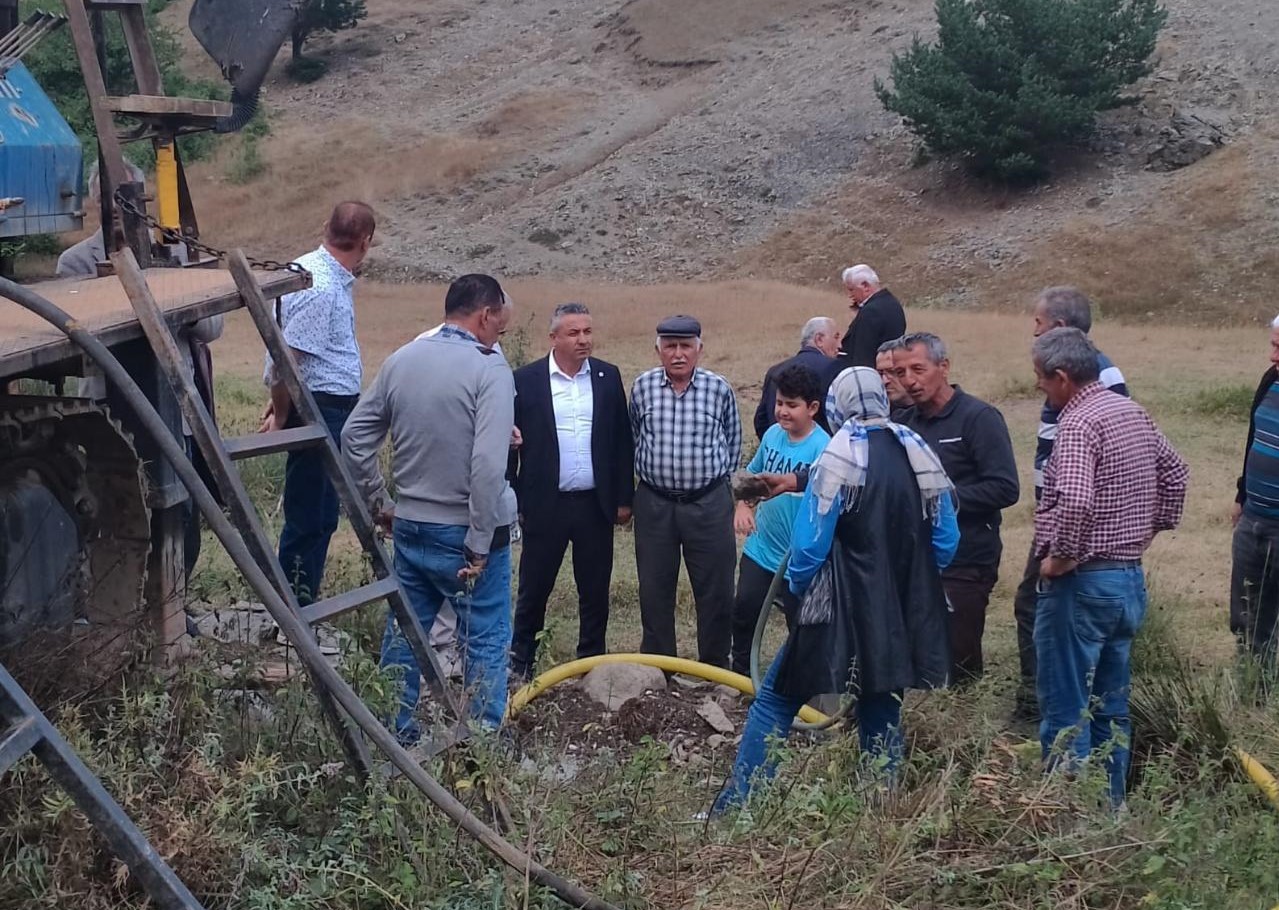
508, 303, 635, 679
754, 316, 841, 439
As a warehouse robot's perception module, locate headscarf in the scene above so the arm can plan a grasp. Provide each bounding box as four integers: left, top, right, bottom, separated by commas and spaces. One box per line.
810, 367, 953, 518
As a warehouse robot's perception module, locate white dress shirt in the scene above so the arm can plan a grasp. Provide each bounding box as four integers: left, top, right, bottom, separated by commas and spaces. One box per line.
551, 356, 595, 492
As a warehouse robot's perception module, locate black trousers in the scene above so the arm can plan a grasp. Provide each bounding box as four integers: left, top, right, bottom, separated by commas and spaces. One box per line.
510, 490, 614, 677
633, 481, 736, 667
1232, 512, 1279, 661
730, 553, 798, 676
1012, 545, 1040, 692
943, 563, 999, 686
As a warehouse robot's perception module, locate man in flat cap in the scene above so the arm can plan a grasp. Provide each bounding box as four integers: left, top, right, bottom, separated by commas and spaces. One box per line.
629, 315, 742, 666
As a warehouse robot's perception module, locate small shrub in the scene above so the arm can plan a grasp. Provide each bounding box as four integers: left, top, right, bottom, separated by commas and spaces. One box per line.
286, 55, 330, 83
876, 0, 1168, 180
226, 136, 267, 185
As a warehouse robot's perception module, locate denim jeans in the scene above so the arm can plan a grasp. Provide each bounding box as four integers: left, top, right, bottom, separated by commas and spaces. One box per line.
1035, 565, 1146, 805
277, 398, 354, 607
380, 518, 512, 741
712, 647, 903, 813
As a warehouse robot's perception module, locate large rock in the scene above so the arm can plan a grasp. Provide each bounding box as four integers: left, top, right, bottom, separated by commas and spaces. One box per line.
579, 662, 667, 712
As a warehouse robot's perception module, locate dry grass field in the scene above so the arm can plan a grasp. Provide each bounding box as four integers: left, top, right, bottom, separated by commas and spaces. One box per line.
205, 276, 1262, 679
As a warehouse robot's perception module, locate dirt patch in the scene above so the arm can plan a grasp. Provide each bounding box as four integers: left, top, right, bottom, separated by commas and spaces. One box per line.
611, 0, 832, 66
513, 679, 748, 761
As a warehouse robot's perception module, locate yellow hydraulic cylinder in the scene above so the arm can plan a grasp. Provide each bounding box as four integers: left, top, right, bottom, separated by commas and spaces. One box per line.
153, 141, 181, 240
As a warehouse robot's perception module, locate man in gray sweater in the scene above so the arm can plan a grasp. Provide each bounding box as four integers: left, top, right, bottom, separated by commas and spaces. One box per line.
342, 274, 516, 742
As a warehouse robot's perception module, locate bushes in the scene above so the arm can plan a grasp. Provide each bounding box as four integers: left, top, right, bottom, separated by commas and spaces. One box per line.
876, 0, 1167, 180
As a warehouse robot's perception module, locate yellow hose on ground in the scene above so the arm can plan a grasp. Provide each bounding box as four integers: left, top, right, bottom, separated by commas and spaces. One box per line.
1235, 747, 1279, 811
505, 653, 829, 726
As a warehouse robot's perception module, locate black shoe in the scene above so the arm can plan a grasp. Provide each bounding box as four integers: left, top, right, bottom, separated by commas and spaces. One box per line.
1011, 690, 1040, 724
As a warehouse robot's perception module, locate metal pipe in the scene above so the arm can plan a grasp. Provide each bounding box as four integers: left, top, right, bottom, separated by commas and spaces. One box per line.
0, 13, 39, 57
0, 275, 621, 910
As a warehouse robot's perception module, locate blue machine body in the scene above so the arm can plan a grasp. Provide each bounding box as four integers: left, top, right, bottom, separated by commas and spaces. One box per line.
0, 62, 83, 238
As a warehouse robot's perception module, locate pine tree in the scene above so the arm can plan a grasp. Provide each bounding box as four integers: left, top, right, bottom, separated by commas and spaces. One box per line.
291, 0, 368, 61
875, 0, 1167, 181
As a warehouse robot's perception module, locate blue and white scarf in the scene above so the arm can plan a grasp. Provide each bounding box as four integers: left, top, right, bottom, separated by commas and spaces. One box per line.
812, 367, 952, 519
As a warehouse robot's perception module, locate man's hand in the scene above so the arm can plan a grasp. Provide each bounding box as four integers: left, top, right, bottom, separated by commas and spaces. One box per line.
754, 472, 799, 500
373, 501, 395, 537
258, 400, 281, 434
458, 549, 488, 583
1232, 501, 1243, 527
1039, 556, 1079, 579
616, 506, 632, 526
734, 501, 757, 537
510, 426, 523, 450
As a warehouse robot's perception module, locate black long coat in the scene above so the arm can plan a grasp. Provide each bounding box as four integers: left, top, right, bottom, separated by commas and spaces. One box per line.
775, 430, 950, 699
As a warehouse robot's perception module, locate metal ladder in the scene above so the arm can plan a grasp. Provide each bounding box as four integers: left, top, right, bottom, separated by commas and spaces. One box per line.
0, 661, 205, 910
112, 249, 465, 776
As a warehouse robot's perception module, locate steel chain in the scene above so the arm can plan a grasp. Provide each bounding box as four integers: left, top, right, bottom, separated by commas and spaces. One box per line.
112, 190, 311, 278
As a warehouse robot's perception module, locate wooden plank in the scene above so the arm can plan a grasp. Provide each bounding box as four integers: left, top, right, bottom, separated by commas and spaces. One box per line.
0, 268, 307, 378
300, 577, 400, 625
118, 7, 163, 97
103, 95, 232, 120
223, 425, 328, 460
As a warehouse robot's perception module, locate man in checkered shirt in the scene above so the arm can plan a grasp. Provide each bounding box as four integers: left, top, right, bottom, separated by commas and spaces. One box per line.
1032, 327, 1187, 806
630, 315, 742, 666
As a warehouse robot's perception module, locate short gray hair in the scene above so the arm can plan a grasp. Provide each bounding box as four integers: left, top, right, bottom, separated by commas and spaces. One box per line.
876, 336, 907, 356
1036, 286, 1093, 333
800, 316, 836, 347
550, 301, 589, 332
841, 264, 880, 287
899, 331, 947, 364
1033, 327, 1100, 384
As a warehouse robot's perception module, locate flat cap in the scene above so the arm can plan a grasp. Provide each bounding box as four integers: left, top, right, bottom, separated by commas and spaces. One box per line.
656, 314, 702, 337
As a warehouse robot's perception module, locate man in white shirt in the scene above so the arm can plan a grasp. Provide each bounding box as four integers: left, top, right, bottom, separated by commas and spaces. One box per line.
507, 303, 635, 679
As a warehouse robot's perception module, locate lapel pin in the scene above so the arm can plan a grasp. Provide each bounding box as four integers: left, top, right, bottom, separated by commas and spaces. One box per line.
598, 371, 604, 377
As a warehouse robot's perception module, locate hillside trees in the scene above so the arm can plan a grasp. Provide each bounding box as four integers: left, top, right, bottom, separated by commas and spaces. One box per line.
876, 0, 1167, 180
290, 0, 368, 61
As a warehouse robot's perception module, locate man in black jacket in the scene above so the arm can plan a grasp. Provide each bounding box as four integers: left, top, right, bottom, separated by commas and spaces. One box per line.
753, 316, 841, 439
1231, 317, 1279, 663
509, 303, 635, 679
839, 264, 907, 367
895, 332, 1020, 685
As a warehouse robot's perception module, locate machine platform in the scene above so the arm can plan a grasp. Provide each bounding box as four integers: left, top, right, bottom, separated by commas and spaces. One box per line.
0, 267, 308, 377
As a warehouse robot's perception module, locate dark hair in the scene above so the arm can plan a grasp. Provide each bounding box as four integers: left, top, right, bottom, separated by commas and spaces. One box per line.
775, 364, 822, 406
445, 274, 507, 317
1037, 286, 1093, 333
325, 201, 376, 251
876, 336, 906, 356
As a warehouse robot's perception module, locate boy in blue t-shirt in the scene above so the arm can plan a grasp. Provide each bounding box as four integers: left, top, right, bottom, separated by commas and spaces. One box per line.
730, 364, 831, 675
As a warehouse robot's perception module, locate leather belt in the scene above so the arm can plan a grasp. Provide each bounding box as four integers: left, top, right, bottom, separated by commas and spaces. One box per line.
641, 478, 726, 504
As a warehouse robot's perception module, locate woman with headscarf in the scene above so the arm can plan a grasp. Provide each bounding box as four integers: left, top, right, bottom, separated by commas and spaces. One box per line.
714, 367, 958, 812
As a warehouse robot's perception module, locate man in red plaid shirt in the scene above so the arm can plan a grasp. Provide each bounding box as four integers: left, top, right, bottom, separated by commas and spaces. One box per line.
1032, 327, 1188, 805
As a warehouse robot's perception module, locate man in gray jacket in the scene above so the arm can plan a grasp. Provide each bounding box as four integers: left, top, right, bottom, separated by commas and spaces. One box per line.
342, 274, 516, 743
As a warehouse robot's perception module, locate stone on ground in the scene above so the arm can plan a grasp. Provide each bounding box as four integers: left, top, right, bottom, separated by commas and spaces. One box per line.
579, 662, 667, 711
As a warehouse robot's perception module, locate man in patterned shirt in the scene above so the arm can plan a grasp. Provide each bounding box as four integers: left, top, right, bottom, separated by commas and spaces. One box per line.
1012, 286, 1129, 722
630, 315, 742, 666
1032, 327, 1187, 806
1230, 315, 1279, 663
260, 201, 375, 607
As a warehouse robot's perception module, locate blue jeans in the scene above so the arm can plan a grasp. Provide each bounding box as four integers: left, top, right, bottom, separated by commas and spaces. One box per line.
1035, 565, 1146, 805
380, 518, 512, 741
278, 397, 354, 607
712, 647, 903, 813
